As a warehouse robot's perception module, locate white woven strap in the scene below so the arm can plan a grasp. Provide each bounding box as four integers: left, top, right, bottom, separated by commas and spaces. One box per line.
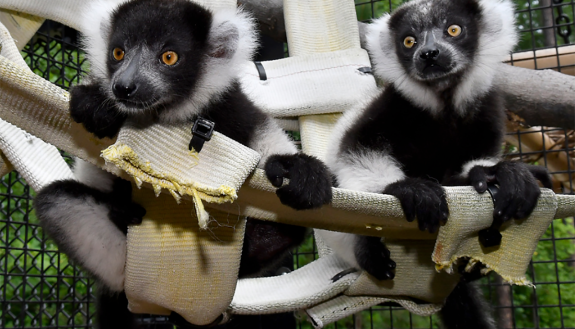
0, 119, 74, 191
0, 10, 43, 51
229, 254, 359, 315
240, 49, 377, 118
0, 21, 72, 186
305, 295, 443, 329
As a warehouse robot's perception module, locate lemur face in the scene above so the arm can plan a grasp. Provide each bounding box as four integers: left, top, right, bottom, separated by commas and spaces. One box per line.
389, 0, 481, 86
105, 0, 211, 115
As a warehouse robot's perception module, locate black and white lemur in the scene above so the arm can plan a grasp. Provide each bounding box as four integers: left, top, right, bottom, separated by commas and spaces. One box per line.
316, 0, 551, 328
33, 0, 332, 327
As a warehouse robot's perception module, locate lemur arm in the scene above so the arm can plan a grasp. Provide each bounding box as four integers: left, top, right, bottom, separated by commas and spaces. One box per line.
69, 81, 127, 139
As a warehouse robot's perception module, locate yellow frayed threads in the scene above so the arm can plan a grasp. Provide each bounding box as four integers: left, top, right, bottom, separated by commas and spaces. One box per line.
102, 143, 237, 230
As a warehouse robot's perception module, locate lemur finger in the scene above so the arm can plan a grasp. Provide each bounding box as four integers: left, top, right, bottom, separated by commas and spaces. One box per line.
383, 181, 416, 222
264, 155, 291, 187
515, 181, 541, 219
526, 164, 553, 189
468, 166, 489, 193
355, 236, 396, 281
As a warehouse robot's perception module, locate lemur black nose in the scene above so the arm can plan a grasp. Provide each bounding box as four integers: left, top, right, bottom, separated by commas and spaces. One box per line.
420, 49, 440, 60
113, 82, 138, 99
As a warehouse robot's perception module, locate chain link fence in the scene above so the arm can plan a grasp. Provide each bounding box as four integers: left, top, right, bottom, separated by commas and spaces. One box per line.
1, 0, 574, 328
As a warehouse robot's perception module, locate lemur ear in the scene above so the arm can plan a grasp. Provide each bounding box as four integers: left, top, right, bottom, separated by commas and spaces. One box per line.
208, 21, 239, 59
207, 9, 258, 62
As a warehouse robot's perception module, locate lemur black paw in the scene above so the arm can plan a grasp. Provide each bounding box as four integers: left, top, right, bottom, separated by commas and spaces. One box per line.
107, 179, 146, 232
355, 236, 396, 280
70, 83, 127, 139
383, 178, 448, 233
264, 154, 332, 210
468, 161, 542, 222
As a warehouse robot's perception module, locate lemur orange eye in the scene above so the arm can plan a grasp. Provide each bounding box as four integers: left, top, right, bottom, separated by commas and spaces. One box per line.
161, 51, 179, 65
403, 36, 416, 48
447, 25, 462, 37
112, 48, 124, 61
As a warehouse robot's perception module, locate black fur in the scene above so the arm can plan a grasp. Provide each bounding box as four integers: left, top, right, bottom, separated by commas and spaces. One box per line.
34, 178, 144, 236
440, 280, 496, 329
69, 82, 127, 139
389, 0, 482, 87
265, 153, 333, 210
383, 177, 449, 233
107, 0, 211, 113
468, 161, 541, 222
354, 236, 396, 280
96, 291, 140, 329
239, 219, 306, 278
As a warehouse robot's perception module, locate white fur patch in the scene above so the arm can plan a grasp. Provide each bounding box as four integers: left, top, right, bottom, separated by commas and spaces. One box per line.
315, 229, 360, 268
326, 99, 405, 193
249, 118, 298, 168
159, 8, 259, 123
73, 158, 115, 193
42, 195, 126, 292
331, 149, 406, 193
460, 157, 500, 177
453, 0, 518, 112
79, 0, 128, 80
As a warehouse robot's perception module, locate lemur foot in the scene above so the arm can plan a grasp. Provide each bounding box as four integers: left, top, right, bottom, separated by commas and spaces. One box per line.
468, 161, 544, 222
383, 178, 449, 233
355, 236, 396, 280
108, 179, 146, 233
70, 83, 127, 139
265, 154, 332, 210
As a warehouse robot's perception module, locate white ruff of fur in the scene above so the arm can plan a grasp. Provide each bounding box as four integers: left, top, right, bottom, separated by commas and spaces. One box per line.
453, 0, 518, 114
161, 8, 259, 123
80, 0, 128, 80
366, 0, 518, 116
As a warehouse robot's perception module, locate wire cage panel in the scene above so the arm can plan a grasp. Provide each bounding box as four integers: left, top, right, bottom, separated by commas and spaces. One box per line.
1, 1, 574, 328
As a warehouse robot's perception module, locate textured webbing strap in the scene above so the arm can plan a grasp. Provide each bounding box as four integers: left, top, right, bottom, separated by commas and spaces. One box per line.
0, 10, 43, 51
239, 49, 378, 119
0, 17, 41, 177
433, 188, 558, 285
126, 189, 245, 325
306, 295, 443, 329
229, 255, 359, 315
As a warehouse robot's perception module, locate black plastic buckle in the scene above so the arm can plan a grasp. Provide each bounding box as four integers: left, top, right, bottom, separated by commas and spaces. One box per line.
478, 183, 503, 248
189, 117, 215, 153
357, 67, 373, 74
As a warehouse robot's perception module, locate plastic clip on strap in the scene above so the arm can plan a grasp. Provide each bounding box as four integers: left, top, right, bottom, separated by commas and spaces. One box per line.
357, 67, 372, 74
254, 61, 267, 81
478, 183, 503, 248
189, 117, 215, 153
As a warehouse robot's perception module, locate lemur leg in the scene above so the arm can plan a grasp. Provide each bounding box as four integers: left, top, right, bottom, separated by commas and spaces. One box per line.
34, 162, 145, 292
239, 219, 307, 278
